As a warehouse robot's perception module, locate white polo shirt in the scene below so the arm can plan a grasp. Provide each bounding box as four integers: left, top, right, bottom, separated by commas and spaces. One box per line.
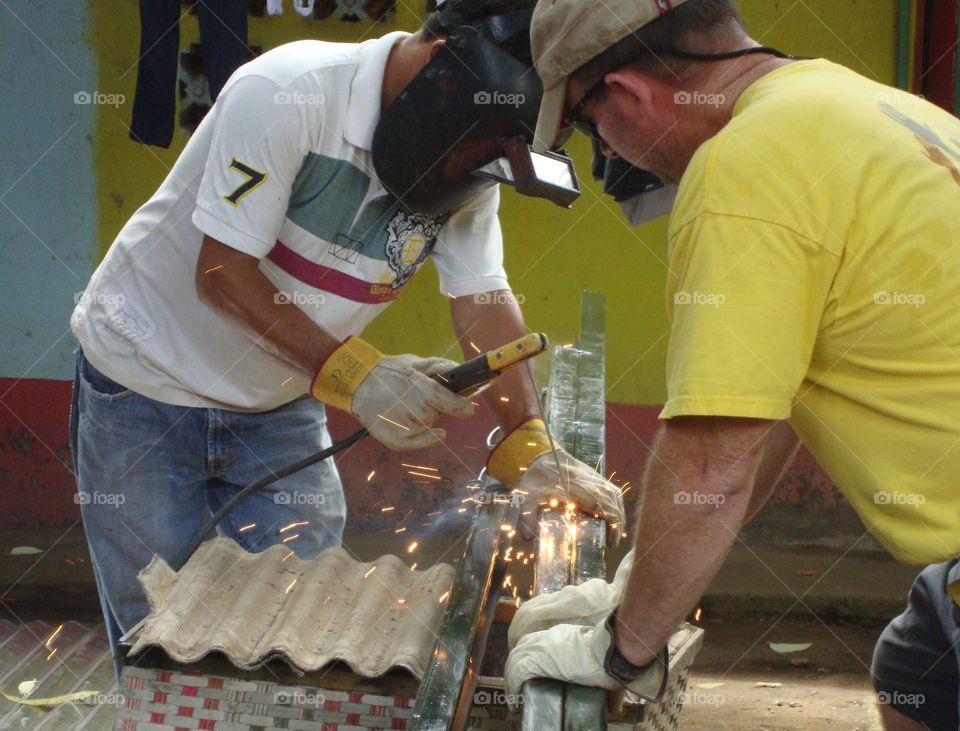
72, 32, 509, 412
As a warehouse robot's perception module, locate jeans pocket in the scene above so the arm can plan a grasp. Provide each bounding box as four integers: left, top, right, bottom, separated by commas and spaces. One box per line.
79, 354, 133, 402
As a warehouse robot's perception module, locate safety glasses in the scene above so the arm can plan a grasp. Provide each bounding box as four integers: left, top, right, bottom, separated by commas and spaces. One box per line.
565, 75, 607, 140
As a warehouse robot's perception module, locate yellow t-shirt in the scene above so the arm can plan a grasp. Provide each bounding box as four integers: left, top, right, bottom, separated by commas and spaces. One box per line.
663, 59, 960, 565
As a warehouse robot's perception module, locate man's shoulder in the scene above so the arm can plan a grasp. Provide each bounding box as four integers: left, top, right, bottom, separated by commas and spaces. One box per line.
233, 40, 364, 89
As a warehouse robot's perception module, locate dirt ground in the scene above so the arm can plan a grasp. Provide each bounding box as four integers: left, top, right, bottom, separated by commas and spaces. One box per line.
680, 612, 884, 730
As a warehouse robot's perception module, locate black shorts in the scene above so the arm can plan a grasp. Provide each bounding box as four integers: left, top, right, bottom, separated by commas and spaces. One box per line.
871, 559, 960, 730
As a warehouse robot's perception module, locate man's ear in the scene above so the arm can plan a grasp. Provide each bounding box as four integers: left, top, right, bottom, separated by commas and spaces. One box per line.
604, 68, 654, 116
427, 38, 446, 61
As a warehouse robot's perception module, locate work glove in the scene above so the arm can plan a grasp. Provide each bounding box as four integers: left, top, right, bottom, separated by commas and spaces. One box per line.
507, 549, 634, 650
311, 337, 474, 450
486, 418, 625, 531
504, 614, 667, 710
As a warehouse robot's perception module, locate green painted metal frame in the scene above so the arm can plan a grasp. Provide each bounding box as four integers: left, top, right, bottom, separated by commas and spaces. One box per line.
522, 291, 610, 731
410, 486, 520, 731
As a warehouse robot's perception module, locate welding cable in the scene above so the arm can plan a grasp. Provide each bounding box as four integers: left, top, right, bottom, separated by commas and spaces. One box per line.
178, 426, 369, 565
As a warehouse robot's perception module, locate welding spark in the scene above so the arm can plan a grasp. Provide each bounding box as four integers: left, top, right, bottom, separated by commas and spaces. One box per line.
397, 598, 406, 605
45, 624, 63, 648
204, 264, 224, 274
381, 506, 395, 512
377, 414, 410, 430
407, 541, 418, 553
408, 471, 441, 480
438, 590, 450, 603
500, 396, 510, 402
46, 648, 57, 661
367, 470, 376, 481
285, 579, 297, 594
427, 510, 442, 517
395, 527, 407, 533
364, 566, 377, 579
281, 376, 293, 387
401, 463, 438, 472
280, 521, 308, 533
410, 563, 417, 571
239, 523, 256, 533
549, 498, 559, 508
694, 607, 703, 622
457, 507, 467, 513
283, 551, 295, 562
281, 534, 300, 543
500, 523, 512, 531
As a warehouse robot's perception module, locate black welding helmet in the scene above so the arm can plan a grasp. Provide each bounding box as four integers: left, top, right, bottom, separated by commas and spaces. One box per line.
371, 2, 570, 216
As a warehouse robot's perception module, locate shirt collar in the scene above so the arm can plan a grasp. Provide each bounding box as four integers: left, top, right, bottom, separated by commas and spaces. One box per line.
344, 30, 411, 151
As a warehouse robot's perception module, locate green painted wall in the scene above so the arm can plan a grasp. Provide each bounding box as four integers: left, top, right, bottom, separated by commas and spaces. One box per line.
89, 0, 898, 406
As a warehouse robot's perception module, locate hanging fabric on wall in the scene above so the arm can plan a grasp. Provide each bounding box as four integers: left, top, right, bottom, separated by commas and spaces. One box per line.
265, 0, 315, 15
129, 0, 252, 148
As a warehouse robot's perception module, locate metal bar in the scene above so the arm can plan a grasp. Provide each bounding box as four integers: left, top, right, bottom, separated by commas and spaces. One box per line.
523, 291, 610, 731
562, 291, 610, 731
410, 487, 520, 731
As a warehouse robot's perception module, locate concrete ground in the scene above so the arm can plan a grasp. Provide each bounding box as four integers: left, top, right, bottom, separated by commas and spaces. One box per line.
0, 525, 918, 730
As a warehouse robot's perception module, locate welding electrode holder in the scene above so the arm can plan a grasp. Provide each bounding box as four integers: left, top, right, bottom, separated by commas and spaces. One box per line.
178, 334, 548, 566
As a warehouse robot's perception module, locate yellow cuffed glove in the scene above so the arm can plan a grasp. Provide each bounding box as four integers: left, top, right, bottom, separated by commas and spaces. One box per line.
487, 418, 625, 528
311, 337, 474, 450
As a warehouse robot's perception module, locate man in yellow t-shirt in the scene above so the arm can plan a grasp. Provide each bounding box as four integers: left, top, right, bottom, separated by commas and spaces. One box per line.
502, 1, 960, 729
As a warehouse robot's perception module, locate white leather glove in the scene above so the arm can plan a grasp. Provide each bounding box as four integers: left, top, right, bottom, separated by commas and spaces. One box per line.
352, 355, 474, 449
504, 615, 666, 710
508, 550, 633, 650
311, 337, 473, 450
486, 419, 625, 532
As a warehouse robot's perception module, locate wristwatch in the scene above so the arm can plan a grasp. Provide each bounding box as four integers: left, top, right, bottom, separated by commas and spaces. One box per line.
602, 611, 669, 699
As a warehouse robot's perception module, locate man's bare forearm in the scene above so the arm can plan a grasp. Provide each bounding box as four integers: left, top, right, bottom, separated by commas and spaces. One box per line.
745, 420, 800, 523
196, 235, 339, 378
614, 417, 774, 666
450, 291, 539, 431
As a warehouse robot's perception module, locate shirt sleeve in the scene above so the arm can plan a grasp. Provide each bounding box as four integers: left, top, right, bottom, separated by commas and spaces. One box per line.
431, 185, 510, 297
661, 211, 839, 420
192, 74, 311, 259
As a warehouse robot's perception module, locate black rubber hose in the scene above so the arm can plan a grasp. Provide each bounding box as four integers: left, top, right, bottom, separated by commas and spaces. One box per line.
178, 427, 369, 565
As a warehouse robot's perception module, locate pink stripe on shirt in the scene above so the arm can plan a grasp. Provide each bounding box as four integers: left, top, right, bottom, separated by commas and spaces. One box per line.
266, 241, 400, 304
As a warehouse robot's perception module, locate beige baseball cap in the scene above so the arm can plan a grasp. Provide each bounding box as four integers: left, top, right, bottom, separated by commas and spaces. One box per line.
530, 0, 690, 151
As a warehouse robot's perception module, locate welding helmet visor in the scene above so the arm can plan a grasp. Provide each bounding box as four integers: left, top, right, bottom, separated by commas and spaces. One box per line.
371, 9, 552, 216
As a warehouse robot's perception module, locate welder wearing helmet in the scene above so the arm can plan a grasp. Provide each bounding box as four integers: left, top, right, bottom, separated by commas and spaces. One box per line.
70, 0, 624, 662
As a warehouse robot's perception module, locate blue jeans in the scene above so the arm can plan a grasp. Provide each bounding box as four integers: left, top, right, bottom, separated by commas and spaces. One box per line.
69, 349, 345, 662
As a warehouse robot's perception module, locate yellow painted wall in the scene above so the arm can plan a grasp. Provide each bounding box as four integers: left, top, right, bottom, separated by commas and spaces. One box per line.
90, 0, 898, 406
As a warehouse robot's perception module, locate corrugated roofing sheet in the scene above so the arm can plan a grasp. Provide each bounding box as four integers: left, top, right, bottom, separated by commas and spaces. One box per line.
126, 537, 456, 679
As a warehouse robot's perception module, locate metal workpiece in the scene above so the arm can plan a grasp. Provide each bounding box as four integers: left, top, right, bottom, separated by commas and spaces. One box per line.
523, 291, 611, 731
533, 513, 573, 594
410, 486, 521, 731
